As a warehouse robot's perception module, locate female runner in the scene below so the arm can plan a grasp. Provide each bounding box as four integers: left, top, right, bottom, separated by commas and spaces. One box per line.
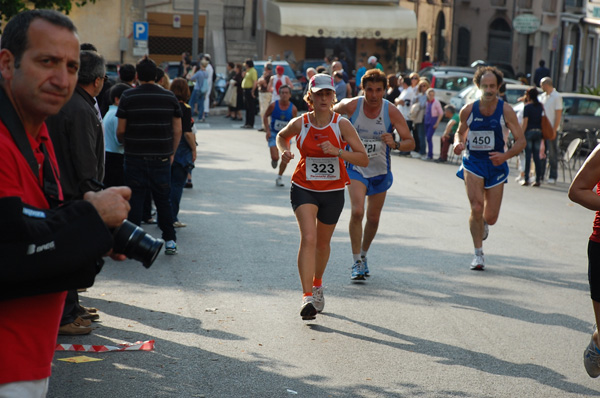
276, 74, 369, 320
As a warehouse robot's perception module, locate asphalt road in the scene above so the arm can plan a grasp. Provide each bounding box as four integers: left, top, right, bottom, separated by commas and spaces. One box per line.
49, 114, 600, 397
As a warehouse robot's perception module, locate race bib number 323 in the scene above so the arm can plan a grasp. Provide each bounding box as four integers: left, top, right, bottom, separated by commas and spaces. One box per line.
306, 157, 340, 181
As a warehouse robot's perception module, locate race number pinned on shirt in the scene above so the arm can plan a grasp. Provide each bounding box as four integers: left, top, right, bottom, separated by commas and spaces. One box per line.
306, 157, 340, 180
468, 130, 495, 151
274, 119, 288, 132
361, 139, 382, 159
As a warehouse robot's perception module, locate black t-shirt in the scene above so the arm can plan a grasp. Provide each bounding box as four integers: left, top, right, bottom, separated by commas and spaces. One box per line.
524, 102, 543, 131
116, 84, 182, 157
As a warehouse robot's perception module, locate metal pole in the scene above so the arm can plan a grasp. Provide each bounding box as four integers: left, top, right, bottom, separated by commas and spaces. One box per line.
192, 0, 199, 61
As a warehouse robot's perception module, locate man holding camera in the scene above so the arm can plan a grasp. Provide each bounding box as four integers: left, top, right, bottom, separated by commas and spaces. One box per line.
0, 10, 130, 396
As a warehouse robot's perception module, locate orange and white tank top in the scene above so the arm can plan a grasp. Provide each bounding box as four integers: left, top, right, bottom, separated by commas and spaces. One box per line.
291, 112, 350, 192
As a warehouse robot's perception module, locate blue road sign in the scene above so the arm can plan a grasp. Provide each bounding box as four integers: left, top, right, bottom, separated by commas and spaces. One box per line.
133, 22, 149, 41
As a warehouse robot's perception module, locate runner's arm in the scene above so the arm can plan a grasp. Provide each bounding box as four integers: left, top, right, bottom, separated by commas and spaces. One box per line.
276, 116, 302, 163
332, 97, 357, 118
263, 102, 275, 140
336, 118, 369, 167
569, 145, 600, 210
453, 104, 472, 155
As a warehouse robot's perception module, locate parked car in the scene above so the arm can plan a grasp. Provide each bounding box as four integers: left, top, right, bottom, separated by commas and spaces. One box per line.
450, 79, 524, 110
419, 66, 475, 107
513, 93, 600, 151
105, 62, 119, 83
253, 60, 305, 109
470, 60, 516, 80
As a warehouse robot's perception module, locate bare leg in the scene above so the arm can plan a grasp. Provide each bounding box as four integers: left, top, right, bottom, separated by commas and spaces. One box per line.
348, 180, 368, 255
314, 220, 337, 280
464, 171, 485, 248
361, 191, 387, 252
294, 204, 319, 294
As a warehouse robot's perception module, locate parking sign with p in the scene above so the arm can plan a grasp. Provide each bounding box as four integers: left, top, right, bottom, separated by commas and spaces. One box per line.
133, 22, 148, 41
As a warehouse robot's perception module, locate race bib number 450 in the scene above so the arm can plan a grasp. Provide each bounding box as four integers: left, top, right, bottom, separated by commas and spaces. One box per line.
468, 130, 495, 151
306, 157, 340, 181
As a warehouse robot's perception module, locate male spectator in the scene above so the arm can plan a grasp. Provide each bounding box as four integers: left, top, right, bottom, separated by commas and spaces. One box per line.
118, 63, 137, 86
103, 83, 130, 187
117, 56, 182, 255
323, 55, 333, 75
452, 67, 525, 270
355, 59, 367, 95
331, 61, 349, 83
420, 53, 433, 70
333, 71, 347, 101
303, 67, 317, 98
202, 54, 214, 119
256, 62, 273, 132
368, 55, 384, 72
435, 104, 459, 163
46, 49, 107, 335
0, 9, 131, 395
268, 65, 292, 103
539, 76, 563, 184
241, 58, 258, 129
395, 76, 415, 155
334, 69, 414, 280
534, 60, 551, 87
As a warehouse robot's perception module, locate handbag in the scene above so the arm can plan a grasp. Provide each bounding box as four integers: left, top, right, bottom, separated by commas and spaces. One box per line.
409, 102, 424, 123
541, 107, 556, 140
223, 84, 237, 107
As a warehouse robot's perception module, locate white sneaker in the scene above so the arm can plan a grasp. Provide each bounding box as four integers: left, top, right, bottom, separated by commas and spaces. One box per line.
275, 176, 284, 187
410, 151, 420, 158
420, 155, 428, 160
312, 286, 324, 313
300, 296, 317, 320
470, 254, 485, 271
547, 178, 556, 184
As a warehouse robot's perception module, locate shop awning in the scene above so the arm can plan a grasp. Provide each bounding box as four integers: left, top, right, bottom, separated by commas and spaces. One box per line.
266, 1, 417, 39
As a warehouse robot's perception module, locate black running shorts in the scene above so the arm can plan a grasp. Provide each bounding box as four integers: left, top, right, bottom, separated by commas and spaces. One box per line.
589, 240, 600, 302
290, 184, 345, 225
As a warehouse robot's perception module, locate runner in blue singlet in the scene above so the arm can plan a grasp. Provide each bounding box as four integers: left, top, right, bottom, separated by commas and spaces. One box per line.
453, 66, 525, 271
263, 85, 297, 187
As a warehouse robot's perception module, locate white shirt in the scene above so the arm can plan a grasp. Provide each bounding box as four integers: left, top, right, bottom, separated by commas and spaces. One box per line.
397, 86, 415, 121
540, 88, 563, 129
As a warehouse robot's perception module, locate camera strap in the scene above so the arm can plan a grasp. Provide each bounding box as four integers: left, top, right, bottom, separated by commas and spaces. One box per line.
0, 86, 63, 208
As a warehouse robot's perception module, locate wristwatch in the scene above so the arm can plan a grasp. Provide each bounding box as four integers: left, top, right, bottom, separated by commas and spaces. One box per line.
395, 142, 401, 150
338, 148, 343, 157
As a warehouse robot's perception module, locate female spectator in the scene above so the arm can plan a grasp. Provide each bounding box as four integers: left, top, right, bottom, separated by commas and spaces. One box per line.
423, 87, 443, 160
224, 62, 237, 119
276, 74, 368, 320
568, 146, 600, 378
413, 79, 429, 158
155, 68, 170, 90
188, 60, 208, 120
232, 63, 244, 120
385, 74, 400, 104
169, 78, 197, 227
520, 87, 544, 186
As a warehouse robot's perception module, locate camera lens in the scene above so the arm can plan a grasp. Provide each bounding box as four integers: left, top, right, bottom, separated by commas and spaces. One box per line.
112, 220, 164, 268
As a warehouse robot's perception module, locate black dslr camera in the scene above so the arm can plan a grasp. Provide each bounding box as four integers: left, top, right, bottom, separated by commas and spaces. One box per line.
112, 220, 164, 268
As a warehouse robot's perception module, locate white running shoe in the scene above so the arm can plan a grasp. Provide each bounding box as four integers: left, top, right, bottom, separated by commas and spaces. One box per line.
483, 221, 489, 241
584, 325, 600, 378
312, 286, 324, 313
300, 296, 317, 320
470, 254, 485, 271
275, 176, 284, 187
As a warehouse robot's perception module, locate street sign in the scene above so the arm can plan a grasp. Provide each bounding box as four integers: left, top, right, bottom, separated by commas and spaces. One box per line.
563, 44, 573, 74
133, 22, 148, 41
513, 14, 540, 35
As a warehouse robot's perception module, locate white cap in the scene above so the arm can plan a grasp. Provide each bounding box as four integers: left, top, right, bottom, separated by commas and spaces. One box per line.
309, 73, 335, 92
368, 56, 377, 65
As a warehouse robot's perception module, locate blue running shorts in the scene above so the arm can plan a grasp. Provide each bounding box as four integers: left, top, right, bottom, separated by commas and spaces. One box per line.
456, 155, 509, 189
267, 131, 277, 148
347, 168, 393, 196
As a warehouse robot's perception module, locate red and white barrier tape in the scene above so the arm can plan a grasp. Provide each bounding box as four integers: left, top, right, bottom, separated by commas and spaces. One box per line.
56, 339, 155, 352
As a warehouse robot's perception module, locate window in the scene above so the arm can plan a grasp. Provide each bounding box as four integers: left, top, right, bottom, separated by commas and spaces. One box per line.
578, 99, 600, 116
